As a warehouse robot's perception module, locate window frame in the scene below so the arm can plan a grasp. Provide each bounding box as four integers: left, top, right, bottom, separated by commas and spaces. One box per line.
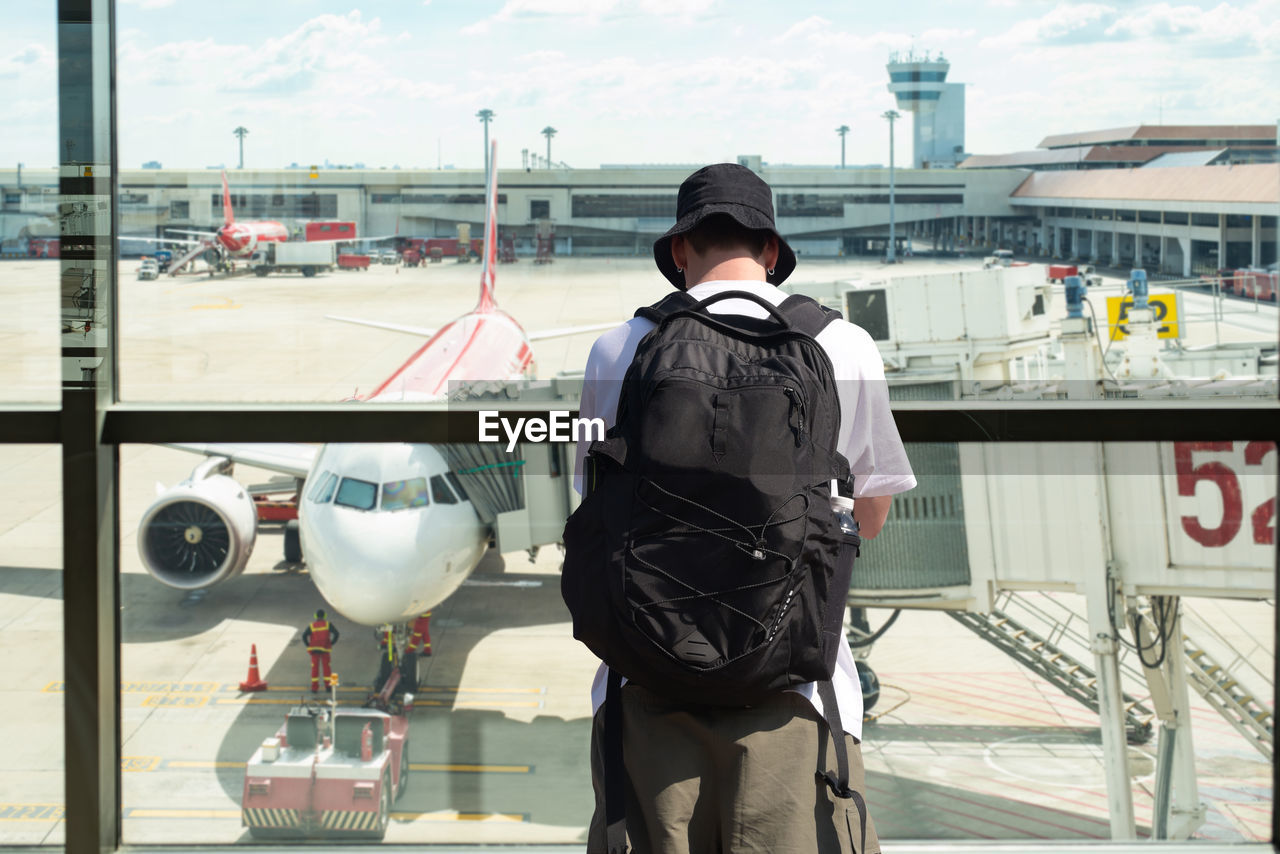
16, 1, 1278, 852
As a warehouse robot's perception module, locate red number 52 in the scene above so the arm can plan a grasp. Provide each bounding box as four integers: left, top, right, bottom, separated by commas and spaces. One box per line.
1174, 441, 1275, 548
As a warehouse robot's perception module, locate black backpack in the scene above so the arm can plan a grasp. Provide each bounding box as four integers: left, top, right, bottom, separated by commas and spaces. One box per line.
563, 288, 860, 704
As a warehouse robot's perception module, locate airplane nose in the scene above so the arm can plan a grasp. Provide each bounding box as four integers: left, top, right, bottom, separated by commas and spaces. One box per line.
300, 509, 433, 626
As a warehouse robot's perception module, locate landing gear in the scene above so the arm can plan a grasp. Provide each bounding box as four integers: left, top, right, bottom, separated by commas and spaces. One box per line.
283, 520, 302, 563
371, 624, 421, 696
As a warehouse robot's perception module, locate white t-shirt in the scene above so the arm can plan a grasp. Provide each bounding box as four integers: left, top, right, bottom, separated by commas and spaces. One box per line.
573, 280, 917, 739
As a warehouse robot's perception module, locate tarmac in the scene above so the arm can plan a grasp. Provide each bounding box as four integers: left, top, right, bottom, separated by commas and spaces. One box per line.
0, 252, 1273, 847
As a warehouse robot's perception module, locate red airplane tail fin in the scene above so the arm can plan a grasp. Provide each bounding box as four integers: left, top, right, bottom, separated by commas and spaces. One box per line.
220, 170, 235, 228
476, 140, 498, 313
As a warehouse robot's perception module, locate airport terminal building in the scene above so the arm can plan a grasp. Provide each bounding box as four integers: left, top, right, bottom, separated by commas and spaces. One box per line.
1, 136, 1276, 277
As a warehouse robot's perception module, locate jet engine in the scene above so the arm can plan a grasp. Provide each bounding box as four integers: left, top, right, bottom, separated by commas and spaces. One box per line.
137, 457, 258, 590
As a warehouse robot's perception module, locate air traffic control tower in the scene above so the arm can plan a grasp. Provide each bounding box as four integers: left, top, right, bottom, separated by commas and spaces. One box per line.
886, 50, 966, 169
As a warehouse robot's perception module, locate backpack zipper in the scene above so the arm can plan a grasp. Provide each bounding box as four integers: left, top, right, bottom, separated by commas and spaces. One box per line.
783, 387, 806, 446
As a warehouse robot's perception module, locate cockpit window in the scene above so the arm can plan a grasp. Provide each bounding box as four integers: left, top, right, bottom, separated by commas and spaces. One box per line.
430, 474, 458, 505
445, 471, 469, 502
334, 477, 377, 511
307, 471, 338, 504
381, 478, 429, 511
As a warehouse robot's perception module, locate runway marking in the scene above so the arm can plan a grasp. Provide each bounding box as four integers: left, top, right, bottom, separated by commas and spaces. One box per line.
0, 804, 64, 821
142, 695, 209, 708
45, 681, 218, 694
190, 297, 241, 311
161, 760, 531, 774
121, 807, 526, 823
121, 756, 161, 772
166, 761, 248, 769
127, 808, 240, 820
411, 763, 531, 774
392, 810, 525, 823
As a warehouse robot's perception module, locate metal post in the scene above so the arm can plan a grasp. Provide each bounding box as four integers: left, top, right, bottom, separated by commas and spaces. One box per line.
836, 124, 849, 169
883, 110, 899, 263
1083, 562, 1137, 839
476, 108, 494, 181
58, 1, 120, 852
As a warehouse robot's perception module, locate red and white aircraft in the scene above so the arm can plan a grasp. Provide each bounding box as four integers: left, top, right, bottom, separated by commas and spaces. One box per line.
136, 142, 613, 677
167, 171, 290, 257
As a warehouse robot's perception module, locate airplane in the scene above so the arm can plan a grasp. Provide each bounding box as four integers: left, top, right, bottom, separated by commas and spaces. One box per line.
135, 141, 616, 685
126, 171, 289, 260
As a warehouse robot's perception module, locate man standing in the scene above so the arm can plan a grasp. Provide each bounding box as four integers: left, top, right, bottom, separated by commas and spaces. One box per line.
572, 163, 915, 853
302, 608, 339, 693
406, 611, 432, 657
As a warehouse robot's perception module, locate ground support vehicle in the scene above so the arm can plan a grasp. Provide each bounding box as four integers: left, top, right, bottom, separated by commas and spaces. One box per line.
241, 680, 411, 840
250, 241, 337, 277
137, 258, 159, 280
378, 249, 399, 265
401, 248, 422, 267
337, 253, 371, 271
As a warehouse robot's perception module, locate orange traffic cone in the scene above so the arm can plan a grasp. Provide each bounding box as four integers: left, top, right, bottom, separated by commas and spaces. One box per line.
239, 644, 268, 692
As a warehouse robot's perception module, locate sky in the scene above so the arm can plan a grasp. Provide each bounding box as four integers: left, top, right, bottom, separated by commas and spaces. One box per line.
2, 0, 1279, 171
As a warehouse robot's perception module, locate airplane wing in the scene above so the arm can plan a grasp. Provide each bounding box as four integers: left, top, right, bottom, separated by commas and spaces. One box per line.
325, 315, 617, 342
166, 228, 219, 239
326, 315, 437, 338
161, 443, 316, 479
527, 322, 620, 342
119, 235, 206, 247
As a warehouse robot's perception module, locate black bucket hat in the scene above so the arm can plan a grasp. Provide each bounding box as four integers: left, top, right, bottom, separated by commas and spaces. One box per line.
653, 163, 796, 288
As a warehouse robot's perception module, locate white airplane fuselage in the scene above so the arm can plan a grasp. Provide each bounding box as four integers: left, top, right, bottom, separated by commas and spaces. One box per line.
298, 443, 487, 626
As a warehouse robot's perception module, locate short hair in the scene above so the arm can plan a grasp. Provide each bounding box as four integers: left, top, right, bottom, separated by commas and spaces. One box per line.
315, 608, 326, 619
683, 213, 771, 259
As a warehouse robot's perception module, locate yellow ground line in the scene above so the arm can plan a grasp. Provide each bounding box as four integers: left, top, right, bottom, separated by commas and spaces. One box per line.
164, 761, 529, 774
216, 697, 540, 708
257, 686, 544, 695
167, 761, 247, 769
190, 297, 241, 311
451, 700, 540, 708
412, 763, 530, 774
394, 814, 524, 819
126, 808, 524, 822
128, 809, 241, 819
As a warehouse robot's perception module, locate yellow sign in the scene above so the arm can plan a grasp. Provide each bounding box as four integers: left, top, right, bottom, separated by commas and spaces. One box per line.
1105, 293, 1180, 340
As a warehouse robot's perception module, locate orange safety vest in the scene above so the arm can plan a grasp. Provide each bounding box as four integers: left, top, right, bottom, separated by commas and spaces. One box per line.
307, 620, 332, 652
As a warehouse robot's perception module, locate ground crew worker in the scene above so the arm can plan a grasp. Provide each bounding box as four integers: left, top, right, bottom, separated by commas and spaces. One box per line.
405, 611, 432, 656
302, 609, 339, 692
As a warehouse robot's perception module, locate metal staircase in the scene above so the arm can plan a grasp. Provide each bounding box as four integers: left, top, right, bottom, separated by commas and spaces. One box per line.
1183, 636, 1274, 760
167, 239, 213, 275
950, 591, 1275, 759
948, 592, 1156, 744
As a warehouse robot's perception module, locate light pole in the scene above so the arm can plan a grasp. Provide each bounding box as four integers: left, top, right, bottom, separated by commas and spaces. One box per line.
836, 125, 849, 169
233, 126, 248, 169
541, 126, 557, 168
476, 108, 495, 179
882, 110, 900, 262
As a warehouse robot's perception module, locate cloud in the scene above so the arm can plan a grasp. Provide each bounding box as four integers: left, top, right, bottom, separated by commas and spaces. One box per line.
119, 0, 177, 8
0, 43, 55, 78
980, 3, 1118, 48
465, 0, 717, 33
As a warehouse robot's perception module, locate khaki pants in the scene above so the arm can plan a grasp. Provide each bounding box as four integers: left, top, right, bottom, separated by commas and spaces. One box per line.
588, 683, 879, 854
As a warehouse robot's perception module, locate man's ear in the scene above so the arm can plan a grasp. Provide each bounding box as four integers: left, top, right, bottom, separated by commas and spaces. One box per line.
671, 234, 689, 273
762, 235, 780, 271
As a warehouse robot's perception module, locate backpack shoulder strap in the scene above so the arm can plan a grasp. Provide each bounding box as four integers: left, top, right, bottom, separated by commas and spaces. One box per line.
777, 293, 843, 339
634, 290, 699, 324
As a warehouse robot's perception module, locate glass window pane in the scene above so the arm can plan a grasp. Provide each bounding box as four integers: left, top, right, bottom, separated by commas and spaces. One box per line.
335, 478, 377, 511
429, 475, 457, 506
0, 446, 62, 844
116, 439, 1274, 846
0, 14, 59, 404
381, 478, 429, 511
119, 442, 592, 845
852, 441, 1274, 843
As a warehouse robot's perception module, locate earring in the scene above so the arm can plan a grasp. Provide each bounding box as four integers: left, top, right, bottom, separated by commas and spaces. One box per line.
767, 267, 775, 276
676, 267, 684, 273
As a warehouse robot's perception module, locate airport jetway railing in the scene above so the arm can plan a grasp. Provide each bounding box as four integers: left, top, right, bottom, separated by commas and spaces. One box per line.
1183, 636, 1274, 761
948, 591, 1157, 744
